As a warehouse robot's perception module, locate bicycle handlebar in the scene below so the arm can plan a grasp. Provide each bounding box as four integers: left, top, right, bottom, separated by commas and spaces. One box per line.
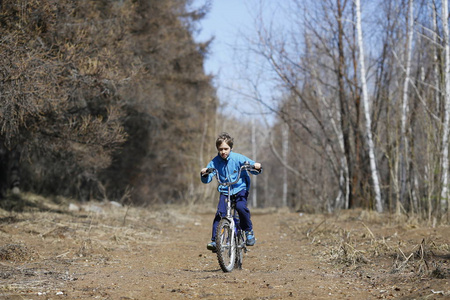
203, 163, 259, 186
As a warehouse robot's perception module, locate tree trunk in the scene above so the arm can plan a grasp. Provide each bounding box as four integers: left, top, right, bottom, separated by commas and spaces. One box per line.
430, 0, 439, 222
252, 118, 258, 208
355, 0, 383, 212
440, 0, 450, 215
399, 0, 414, 213
337, 0, 353, 209
282, 123, 289, 207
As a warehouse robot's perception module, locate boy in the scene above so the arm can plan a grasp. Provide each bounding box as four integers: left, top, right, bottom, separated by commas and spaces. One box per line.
200, 132, 262, 252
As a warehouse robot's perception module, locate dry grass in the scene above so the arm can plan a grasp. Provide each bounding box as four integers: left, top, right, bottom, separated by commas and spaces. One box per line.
282, 209, 450, 284
0, 244, 37, 262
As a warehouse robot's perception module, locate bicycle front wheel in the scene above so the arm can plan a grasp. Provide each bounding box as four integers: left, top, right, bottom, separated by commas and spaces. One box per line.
215, 219, 236, 272
235, 230, 244, 269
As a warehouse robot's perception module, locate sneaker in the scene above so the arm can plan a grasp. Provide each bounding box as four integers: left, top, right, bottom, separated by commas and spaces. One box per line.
207, 241, 217, 252
246, 230, 255, 246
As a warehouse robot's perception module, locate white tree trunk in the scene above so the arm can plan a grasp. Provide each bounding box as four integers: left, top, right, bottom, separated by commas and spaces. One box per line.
399, 0, 414, 213
355, 0, 383, 213
440, 0, 450, 213
252, 118, 258, 208
282, 123, 289, 207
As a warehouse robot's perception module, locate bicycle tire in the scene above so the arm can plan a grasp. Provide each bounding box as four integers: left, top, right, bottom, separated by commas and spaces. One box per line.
215, 218, 236, 272
235, 230, 244, 269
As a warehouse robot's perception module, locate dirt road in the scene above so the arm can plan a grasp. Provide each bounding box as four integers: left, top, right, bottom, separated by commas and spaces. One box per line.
0, 197, 449, 299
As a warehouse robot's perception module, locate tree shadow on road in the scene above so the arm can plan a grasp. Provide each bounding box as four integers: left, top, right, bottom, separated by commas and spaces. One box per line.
0, 192, 67, 214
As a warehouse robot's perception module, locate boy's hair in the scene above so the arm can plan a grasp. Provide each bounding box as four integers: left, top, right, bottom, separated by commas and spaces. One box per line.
216, 132, 234, 149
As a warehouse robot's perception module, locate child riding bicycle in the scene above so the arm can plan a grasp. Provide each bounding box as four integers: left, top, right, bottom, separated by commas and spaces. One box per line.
200, 132, 262, 252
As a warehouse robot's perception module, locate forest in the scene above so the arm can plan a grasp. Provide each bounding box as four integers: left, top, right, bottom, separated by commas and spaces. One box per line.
0, 0, 217, 206
0, 0, 450, 222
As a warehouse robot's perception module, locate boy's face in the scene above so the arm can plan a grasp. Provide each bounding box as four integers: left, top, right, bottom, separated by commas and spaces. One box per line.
217, 142, 231, 160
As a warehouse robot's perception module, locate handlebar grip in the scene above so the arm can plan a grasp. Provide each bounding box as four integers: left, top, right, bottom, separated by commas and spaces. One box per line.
244, 162, 260, 170
204, 168, 215, 174
246, 165, 262, 173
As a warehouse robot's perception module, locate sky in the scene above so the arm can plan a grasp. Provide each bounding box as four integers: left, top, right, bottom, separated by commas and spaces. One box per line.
193, 1, 254, 79
190, 1, 383, 124
192, 0, 283, 121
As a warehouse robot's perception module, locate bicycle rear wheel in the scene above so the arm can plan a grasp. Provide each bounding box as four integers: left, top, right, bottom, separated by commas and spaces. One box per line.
215, 219, 236, 272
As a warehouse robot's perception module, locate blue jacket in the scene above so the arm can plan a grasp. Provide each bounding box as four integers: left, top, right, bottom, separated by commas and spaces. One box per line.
201, 151, 260, 195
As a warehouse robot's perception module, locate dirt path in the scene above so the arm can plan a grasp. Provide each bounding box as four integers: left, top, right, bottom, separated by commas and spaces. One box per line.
0, 199, 449, 299
62, 209, 373, 299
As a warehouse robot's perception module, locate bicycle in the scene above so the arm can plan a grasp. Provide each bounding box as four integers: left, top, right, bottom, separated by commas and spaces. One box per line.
204, 163, 258, 272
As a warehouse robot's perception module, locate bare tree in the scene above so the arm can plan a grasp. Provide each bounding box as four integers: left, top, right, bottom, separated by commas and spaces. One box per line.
440, 0, 450, 215
398, 0, 414, 213
281, 122, 289, 207
193, 0, 450, 219
355, 0, 383, 212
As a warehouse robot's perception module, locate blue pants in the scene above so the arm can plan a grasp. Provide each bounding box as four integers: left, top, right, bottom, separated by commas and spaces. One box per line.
211, 189, 253, 241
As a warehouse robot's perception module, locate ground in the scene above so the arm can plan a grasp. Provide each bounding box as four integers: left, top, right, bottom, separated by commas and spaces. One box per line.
0, 194, 449, 299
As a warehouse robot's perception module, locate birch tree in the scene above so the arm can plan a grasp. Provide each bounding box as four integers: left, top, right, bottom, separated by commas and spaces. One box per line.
252, 118, 258, 207
282, 123, 289, 207
440, 0, 450, 214
355, 0, 383, 212
398, 0, 414, 213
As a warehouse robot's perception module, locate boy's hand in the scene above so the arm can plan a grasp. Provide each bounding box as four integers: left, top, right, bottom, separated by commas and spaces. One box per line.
254, 163, 261, 170
200, 168, 208, 175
